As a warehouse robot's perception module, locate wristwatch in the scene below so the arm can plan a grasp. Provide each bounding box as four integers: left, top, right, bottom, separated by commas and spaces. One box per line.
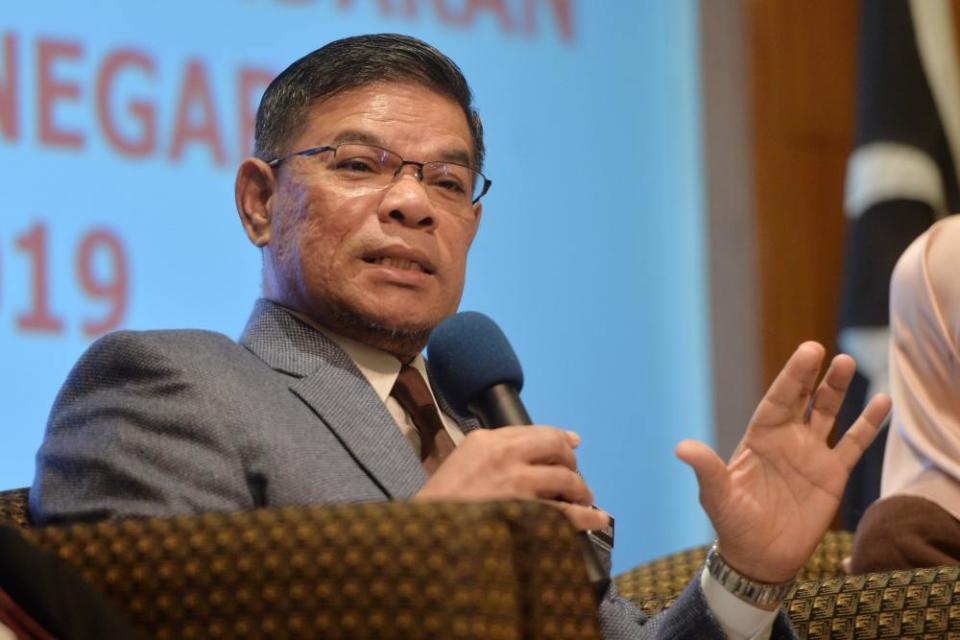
704, 542, 796, 607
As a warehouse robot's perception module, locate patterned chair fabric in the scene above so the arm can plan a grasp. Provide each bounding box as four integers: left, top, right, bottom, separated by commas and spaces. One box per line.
615, 530, 853, 604
0, 488, 30, 528
0, 488, 600, 639
617, 530, 960, 640
5, 487, 960, 639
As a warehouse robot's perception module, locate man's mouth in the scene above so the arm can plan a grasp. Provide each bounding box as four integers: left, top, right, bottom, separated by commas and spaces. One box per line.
362, 248, 436, 275
364, 256, 431, 273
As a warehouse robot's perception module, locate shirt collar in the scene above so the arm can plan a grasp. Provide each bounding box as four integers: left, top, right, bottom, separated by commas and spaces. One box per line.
285, 308, 430, 403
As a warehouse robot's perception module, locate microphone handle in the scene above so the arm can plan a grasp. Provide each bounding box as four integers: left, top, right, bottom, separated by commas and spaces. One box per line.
467, 383, 533, 428
466, 382, 611, 601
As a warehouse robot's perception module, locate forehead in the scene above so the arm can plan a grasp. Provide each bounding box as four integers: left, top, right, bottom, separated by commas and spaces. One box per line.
294, 82, 474, 161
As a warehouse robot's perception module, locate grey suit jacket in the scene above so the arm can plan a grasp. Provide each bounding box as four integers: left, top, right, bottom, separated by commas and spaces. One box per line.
31, 299, 795, 639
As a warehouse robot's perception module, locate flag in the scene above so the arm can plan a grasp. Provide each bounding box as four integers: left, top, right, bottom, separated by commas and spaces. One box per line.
838, 0, 960, 529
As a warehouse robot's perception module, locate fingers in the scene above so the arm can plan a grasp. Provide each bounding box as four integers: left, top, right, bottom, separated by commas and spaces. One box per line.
834, 393, 892, 471
468, 425, 580, 471
546, 501, 611, 532
675, 439, 729, 517
758, 342, 826, 423
523, 465, 594, 505
807, 354, 856, 438
419, 426, 592, 504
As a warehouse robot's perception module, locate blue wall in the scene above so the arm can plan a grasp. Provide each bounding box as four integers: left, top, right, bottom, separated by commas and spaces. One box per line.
0, 0, 712, 573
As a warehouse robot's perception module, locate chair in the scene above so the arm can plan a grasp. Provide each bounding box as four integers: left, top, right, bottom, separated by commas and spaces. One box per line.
0, 488, 601, 639
0, 488, 29, 528
614, 530, 853, 607
6, 487, 960, 639
615, 530, 960, 639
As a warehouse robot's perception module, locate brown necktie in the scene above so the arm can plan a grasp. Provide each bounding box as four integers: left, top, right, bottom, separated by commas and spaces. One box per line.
390, 364, 456, 473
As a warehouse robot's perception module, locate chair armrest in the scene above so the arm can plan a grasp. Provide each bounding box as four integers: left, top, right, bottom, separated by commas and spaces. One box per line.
616, 531, 960, 638
23, 500, 602, 639
783, 566, 960, 639
614, 530, 854, 605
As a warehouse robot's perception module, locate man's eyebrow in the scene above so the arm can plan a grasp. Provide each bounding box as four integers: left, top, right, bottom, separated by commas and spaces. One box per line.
435, 148, 473, 167
331, 130, 385, 146
331, 130, 474, 167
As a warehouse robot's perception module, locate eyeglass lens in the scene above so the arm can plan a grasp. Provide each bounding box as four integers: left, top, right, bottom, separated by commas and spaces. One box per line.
325, 144, 485, 206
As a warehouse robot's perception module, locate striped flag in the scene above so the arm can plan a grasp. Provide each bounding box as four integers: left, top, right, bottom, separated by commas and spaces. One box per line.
839, 0, 960, 528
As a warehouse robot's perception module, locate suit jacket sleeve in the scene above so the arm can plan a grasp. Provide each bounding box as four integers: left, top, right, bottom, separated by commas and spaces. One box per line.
597, 576, 797, 639
31, 330, 259, 524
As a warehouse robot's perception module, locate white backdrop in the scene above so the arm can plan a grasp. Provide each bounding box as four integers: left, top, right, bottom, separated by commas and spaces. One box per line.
0, 0, 712, 573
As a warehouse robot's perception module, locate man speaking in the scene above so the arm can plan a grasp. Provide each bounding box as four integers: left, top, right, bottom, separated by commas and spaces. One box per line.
31, 34, 890, 639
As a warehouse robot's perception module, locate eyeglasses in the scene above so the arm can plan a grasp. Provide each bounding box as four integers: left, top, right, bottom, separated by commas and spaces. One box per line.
267, 142, 492, 209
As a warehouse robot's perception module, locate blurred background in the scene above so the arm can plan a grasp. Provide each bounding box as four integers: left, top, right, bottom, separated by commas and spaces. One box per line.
2, 1, 954, 575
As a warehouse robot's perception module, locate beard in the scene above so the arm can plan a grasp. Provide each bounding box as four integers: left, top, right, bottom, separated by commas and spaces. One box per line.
264, 235, 451, 360
320, 298, 438, 362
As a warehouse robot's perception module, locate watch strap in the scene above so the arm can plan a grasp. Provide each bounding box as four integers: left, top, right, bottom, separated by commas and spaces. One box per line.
704, 542, 795, 607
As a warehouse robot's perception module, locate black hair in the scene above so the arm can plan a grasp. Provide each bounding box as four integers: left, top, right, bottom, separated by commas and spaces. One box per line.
254, 33, 485, 169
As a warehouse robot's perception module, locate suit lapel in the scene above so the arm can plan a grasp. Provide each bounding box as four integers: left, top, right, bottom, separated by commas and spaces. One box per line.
240, 300, 427, 499
289, 366, 427, 499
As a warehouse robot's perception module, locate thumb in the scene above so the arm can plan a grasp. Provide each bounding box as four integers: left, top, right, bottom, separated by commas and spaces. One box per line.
676, 439, 730, 516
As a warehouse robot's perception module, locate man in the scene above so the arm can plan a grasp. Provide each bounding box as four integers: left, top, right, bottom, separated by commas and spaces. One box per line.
31, 34, 890, 639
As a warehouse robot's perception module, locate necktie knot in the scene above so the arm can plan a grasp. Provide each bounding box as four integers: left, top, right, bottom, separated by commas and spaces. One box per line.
390, 364, 454, 473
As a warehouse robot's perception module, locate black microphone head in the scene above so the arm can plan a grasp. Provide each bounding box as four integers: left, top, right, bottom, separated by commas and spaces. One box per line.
427, 311, 524, 415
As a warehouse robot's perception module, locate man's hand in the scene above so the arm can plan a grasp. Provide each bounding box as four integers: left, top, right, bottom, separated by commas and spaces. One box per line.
676, 342, 892, 584
413, 426, 610, 532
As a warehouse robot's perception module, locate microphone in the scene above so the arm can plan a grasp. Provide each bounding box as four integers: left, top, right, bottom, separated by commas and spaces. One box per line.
426, 311, 531, 427
427, 311, 613, 599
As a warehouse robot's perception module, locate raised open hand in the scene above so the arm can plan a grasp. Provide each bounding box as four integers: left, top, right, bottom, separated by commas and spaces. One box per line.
676, 342, 891, 584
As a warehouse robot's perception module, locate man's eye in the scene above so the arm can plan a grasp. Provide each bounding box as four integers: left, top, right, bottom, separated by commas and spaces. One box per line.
335, 157, 379, 173
432, 178, 466, 194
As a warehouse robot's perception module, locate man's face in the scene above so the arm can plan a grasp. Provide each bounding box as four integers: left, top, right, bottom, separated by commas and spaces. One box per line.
262, 82, 482, 355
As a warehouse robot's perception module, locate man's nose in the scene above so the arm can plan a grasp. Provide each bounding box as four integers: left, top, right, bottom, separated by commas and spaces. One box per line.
378, 166, 437, 230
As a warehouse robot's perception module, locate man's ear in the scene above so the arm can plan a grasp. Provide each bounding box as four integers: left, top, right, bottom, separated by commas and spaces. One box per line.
235, 157, 276, 247
468, 201, 483, 243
